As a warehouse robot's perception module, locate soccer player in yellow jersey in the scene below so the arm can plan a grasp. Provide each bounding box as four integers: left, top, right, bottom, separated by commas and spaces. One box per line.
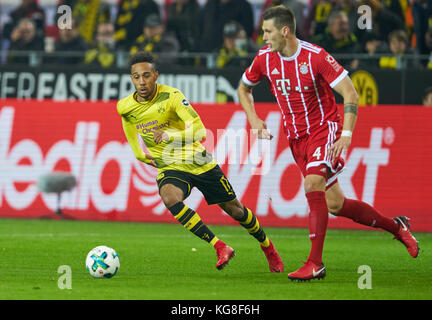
117, 52, 284, 272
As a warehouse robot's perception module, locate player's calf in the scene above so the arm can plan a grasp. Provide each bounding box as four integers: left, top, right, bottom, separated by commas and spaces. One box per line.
168, 201, 221, 247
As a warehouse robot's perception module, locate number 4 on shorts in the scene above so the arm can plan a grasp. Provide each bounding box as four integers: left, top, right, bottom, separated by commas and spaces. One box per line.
313, 147, 321, 160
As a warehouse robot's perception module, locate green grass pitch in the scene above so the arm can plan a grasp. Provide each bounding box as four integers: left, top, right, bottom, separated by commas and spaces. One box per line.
0, 218, 431, 300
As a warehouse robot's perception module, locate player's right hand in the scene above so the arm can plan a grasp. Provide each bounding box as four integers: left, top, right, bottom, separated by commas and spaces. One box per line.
150, 128, 170, 144
250, 117, 273, 140
144, 153, 157, 167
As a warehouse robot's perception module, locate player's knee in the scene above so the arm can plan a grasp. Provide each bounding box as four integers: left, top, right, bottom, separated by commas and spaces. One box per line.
304, 175, 326, 193
220, 199, 244, 219
327, 199, 343, 215
162, 197, 181, 209
325, 185, 345, 215
159, 185, 184, 208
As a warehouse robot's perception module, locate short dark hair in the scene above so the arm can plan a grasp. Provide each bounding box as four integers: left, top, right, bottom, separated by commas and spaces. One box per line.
262, 5, 296, 35
129, 52, 157, 71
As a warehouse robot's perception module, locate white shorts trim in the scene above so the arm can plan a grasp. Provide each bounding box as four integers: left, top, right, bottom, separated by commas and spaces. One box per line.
326, 169, 343, 187
305, 160, 344, 186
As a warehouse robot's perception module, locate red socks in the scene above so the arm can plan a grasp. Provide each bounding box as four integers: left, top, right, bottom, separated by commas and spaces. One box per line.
304, 194, 399, 265
306, 191, 328, 265
338, 198, 399, 234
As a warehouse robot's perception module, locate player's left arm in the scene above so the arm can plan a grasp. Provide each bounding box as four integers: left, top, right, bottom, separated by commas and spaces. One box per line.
330, 75, 359, 162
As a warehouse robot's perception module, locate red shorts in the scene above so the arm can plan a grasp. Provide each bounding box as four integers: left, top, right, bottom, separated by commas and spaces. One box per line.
289, 121, 345, 190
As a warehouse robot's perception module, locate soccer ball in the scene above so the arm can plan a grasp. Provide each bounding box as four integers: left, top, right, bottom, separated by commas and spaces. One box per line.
85, 245, 120, 278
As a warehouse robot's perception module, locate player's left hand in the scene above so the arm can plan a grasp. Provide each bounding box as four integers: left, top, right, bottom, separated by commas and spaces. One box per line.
151, 129, 170, 144
329, 136, 351, 163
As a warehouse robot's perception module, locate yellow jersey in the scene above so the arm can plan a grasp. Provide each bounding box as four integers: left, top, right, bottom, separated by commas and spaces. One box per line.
117, 84, 217, 175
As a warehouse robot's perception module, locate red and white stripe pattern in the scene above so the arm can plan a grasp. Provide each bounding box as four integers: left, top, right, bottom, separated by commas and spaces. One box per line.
265, 53, 290, 139
242, 40, 347, 141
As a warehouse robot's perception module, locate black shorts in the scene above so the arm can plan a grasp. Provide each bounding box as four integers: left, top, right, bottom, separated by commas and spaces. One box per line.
156, 165, 237, 205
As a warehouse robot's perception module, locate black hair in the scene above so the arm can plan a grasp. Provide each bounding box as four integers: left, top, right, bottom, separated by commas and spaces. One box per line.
129, 52, 157, 71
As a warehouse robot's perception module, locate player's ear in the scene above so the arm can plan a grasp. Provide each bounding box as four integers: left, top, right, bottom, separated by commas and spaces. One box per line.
281, 26, 290, 37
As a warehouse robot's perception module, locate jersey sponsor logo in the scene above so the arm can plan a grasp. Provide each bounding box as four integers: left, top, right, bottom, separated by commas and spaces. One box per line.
325, 54, 341, 73
136, 119, 170, 134
276, 79, 291, 96
275, 78, 309, 95
136, 120, 158, 130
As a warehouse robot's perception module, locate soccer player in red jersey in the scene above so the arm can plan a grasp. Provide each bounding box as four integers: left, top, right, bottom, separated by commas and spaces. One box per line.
238, 5, 419, 281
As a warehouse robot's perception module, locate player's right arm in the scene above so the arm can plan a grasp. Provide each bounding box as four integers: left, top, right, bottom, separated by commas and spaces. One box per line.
238, 53, 273, 140
121, 116, 157, 167
238, 81, 273, 140
329, 75, 359, 162
315, 49, 359, 161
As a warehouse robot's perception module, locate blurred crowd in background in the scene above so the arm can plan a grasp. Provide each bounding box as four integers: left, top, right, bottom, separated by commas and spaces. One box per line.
0, 0, 431, 71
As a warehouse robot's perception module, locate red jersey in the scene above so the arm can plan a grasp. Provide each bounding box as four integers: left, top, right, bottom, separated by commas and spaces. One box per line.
242, 40, 348, 140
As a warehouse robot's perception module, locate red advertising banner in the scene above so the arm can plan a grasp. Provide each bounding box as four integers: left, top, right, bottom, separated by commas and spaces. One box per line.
0, 99, 431, 232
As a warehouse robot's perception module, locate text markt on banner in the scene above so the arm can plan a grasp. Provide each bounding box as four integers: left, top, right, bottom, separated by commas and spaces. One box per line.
0, 104, 389, 220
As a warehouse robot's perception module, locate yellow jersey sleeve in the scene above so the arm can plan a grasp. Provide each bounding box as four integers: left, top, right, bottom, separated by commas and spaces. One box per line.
164, 91, 207, 145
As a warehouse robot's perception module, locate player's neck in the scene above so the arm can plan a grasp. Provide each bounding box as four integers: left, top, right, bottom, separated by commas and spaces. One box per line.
280, 37, 299, 58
